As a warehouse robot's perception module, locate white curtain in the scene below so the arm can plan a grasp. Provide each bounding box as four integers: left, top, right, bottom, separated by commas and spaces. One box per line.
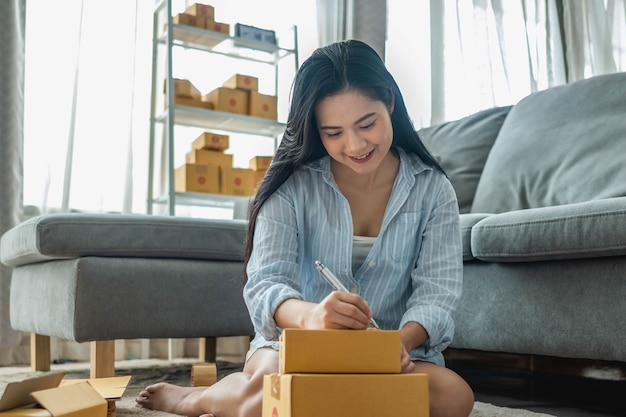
386, 0, 626, 126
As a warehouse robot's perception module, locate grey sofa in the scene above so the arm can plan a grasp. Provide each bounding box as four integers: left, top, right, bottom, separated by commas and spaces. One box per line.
1, 72, 625, 379
420, 71, 626, 364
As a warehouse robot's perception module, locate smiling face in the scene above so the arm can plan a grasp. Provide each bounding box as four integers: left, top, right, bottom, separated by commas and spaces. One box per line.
315, 89, 395, 179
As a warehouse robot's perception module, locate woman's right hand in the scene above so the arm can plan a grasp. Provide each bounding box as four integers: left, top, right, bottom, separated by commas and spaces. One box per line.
304, 291, 374, 330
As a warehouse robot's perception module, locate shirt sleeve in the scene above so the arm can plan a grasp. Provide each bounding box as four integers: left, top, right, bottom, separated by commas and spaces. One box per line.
244, 185, 304, 341
400, 177, 463, 357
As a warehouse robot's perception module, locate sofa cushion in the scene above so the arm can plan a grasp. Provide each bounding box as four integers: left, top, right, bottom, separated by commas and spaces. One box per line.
471, 72, 626, 213
470, 197, 626, 262
419, 106, 511, 213
459, 213, 492, 261
0, 213, 248, 267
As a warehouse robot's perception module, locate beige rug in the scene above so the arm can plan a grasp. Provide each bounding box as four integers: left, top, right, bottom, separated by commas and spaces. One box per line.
1, 359, 556, 417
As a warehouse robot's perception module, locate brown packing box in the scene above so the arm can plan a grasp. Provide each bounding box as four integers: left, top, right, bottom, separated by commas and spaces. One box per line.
190, 363, 217, 387
262, 373, 429, 417
184, 3, 215, 20
186, 149, 233, 169
202, 87, 248, 115
249, 91, 278, 120
172, 13, 205, 28
220, 167, 255, 196
175, 163, 219, 193
163, 79, 202, 100
249, 155, 273, 171
192, 131, 230, 151
279, 329, 401, 374
205, 20, 230, 35
0, 374, 130, 416
223, 74, 259, 92
172, 96, 213, 110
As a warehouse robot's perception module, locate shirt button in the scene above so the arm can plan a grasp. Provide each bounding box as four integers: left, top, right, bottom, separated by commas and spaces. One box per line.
350, 286, 358, 293
368, 261, 375, 268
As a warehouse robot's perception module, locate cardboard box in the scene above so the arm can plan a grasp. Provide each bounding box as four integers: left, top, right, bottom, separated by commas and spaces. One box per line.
262, 373, 429, 417
249, 91, 278, 120
172, 13, 205, 28
249, 156, 273, 171
190, 363, 217, 387
220, 167, 255, 196
279, 329, 401, 374
186, 149, 233, 168
164, 79, 202, 99
202, 87, 248, 115
205, 20, 230, 35
175, 163, 220, 193
172, 96, 213, 110
0, 373, 130, 417
184, 3, 215, 20
192, 131, 230, 151
223, 74, 258, 92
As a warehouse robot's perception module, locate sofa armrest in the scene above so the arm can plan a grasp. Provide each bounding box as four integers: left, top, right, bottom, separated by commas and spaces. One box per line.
470, 197, 626, 262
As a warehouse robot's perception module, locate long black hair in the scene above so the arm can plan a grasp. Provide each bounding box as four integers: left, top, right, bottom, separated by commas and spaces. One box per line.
243, 39, 442, 277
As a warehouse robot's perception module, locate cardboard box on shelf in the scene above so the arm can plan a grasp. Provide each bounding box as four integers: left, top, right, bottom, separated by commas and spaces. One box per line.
205, 20, 230, 35
249, 156, 273, 171
192, 131, 230, 151
222, 74, 258, 92
170, 96, 214, 110
186, 149, 233, 169
262, 373, 429, 417
279, 329, 401, 374
248, 91, 277, 120
0, 373, 131, 417
202, 87, 248, 115
221, 167, 255, 196
163, 79, 202, 100
172, 13, 205, 28
175, 163, 219, 193
184, 3, 215, 20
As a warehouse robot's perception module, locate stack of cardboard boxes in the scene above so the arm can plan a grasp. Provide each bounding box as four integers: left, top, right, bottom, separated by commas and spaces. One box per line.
173, 2, 230, 36
175, 130, 272, 196
262, 329, 429, 417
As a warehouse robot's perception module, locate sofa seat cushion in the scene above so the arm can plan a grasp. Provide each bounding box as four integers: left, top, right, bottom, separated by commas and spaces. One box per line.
471, 72, 626, 214
471, 197, 626, 262
0, 213, 247, 267
419, 106, 511, 213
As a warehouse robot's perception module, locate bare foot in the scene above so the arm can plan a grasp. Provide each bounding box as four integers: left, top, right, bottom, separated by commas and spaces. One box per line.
135, 382, 208, 416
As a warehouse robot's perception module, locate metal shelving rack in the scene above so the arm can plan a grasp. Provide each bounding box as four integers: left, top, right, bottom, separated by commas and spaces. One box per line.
147, 0, 299, 216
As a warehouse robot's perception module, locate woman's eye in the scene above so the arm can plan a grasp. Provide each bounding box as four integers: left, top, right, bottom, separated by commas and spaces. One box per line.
326, 131, 342, 138
361, 121, 376, 130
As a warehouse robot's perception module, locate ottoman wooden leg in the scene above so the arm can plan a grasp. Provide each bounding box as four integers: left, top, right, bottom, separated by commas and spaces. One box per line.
90, 340, 115, 378
30, 333, 51, 372
198, 337, 217, 363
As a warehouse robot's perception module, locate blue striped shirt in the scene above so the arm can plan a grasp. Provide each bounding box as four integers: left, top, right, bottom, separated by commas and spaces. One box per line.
244, 147, 463, 365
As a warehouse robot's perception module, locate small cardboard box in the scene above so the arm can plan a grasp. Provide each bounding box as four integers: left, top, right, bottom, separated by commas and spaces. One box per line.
186, 149, 233, 169
220, 167, 255, 196
223, 74, 258, 92
249, 156, 273, 171
279, 329, 401, 374
172, 13, 205, 28
202, 87, 248, 115
205, 20, 230, 35
172, 96, 213, 110
190, 363, 217, 387
0, 373, 130, 417
262, 373, 429, 417
184, 3, 215, 20
175, 163, 220, 193
192, 131, 230, 151
164, 79, 202, 99
248, 91, 277, 120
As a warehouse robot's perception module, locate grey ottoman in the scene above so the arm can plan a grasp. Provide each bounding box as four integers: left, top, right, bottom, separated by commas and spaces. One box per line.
0, 213, 254, 377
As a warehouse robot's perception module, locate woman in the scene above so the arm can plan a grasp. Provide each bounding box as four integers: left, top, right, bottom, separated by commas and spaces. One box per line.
137, 39, 474, 417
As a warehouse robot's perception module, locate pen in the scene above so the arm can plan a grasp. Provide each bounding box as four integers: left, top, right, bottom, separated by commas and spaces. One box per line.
315, 260, 381, 329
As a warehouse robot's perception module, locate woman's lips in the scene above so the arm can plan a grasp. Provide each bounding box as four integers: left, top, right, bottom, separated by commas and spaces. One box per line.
349, 149, 374, 163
